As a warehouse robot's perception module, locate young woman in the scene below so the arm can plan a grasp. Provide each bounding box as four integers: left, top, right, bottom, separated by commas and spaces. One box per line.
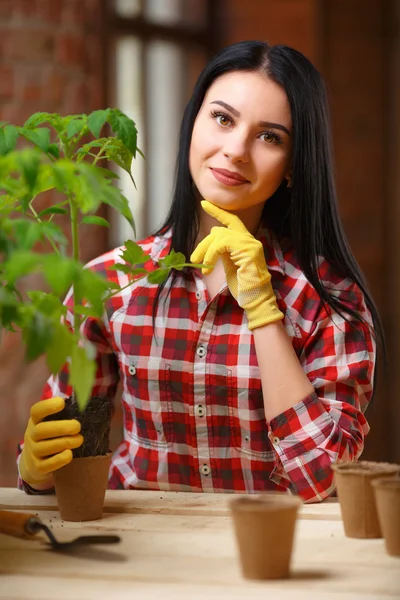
18, 40, 383, 502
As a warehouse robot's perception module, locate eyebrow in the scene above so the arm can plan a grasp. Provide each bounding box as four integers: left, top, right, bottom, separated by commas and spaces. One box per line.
210, 100, 291, 136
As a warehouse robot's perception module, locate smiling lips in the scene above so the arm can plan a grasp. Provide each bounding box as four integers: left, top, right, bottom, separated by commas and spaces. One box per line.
210, 168, 250, 186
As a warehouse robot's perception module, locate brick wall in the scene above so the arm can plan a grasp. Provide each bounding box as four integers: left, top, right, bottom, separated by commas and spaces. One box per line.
223, 0, 320, 62
0, 0, 109, 485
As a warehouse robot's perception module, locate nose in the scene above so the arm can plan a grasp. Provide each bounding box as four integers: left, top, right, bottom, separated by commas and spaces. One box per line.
223, 130, 250, 163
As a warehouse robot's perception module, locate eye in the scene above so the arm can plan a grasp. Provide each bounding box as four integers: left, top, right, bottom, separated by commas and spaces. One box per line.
210, 110, 233, 128
260, 131, 282, 145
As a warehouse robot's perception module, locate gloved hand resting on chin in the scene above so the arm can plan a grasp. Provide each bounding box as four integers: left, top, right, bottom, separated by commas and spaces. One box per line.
190, 200, 284, 331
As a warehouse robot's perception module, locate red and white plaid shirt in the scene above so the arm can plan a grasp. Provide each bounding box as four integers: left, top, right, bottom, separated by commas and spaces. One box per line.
18, 225, 376, 502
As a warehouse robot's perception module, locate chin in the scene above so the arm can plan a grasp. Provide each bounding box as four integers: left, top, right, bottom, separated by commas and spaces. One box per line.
199, 189, 248, 211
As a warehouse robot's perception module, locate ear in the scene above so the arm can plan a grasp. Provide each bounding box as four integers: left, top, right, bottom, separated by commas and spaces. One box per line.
285, 169, 293, 188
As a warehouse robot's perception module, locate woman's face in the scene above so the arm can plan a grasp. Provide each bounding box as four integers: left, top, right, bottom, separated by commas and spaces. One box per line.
189, 70, 292, 213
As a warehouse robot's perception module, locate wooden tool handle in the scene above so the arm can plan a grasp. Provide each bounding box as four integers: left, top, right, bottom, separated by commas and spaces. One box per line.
0, 509, 42, 539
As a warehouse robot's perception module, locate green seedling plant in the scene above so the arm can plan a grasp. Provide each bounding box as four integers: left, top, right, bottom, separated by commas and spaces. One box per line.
0, 110, 204, 410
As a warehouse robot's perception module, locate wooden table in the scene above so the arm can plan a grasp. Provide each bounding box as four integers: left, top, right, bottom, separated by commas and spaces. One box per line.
0, 488, 399, 599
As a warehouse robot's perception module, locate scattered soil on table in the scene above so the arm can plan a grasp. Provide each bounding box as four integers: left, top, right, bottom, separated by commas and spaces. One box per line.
43, 395, 112, 458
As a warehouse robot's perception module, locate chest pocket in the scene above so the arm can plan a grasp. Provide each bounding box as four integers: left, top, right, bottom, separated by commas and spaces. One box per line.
227, 365, 274, 460
123, 357, 175, 448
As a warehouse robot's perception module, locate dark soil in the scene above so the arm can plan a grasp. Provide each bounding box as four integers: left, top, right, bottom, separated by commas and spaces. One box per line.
43, 395, 112, 458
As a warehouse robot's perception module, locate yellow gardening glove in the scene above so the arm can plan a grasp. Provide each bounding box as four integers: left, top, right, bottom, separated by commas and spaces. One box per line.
190, 201, 284, 330
19, 397, 83, 485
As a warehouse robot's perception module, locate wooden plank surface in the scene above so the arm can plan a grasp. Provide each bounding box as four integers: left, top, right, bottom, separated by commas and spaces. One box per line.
0, 487, 342, 520
0, 576, 390, 600
1, 488, 399, 600
0, 514, 399, 597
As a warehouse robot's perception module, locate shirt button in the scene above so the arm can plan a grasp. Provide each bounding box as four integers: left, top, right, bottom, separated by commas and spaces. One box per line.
196, 345, 206, 358
195, 405, 205, 418
271, 436, 280, 446
195, 291, 202, 300
201, 464, 211, 476
128, 365, 136, 376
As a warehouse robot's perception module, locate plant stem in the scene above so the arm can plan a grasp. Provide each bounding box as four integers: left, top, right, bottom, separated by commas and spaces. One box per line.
29, 201, 60, 256
69, 198, 81, 337
105, 263, 201, 300
92, 140, 112, 167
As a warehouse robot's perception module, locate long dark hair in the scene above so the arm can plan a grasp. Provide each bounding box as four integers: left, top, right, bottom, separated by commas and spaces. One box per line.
152, 40, 385, 354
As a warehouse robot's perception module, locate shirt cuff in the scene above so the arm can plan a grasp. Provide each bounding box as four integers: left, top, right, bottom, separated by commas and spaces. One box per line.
19, 478, 55, 495
17, 456, 55, 495
267, 391, 332, 461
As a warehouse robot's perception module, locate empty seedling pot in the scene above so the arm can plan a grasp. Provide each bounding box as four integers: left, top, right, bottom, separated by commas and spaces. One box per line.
332, 461, 400, 539
372, 477, 400, 557
230, 493, 302, 580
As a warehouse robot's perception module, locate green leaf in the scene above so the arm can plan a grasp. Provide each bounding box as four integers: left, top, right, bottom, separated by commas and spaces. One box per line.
0, 195, 18, 217
51, 160, 76, 192
0, 287, 20, 329
67, 117, 86, 140
0, 177, 25, 202
0, 129, 6, 156
88, 109, 109, 138
0, 125, 19, 155
76, 305, 106, 318
107, 109, 137, 155
75, 138, 110, 162
78, 269, 109, 316
12, 219, 43, 250
108, 263, 133, 275
24, 112, 54, 128
81, 215, 110, 228
101, 184, 135, 232
70, 345, 96, 412
43, 255, 77, 296
3, 251, 42, 284
52, 160, 102, 214
21, 127, 51, 152
32, 163, 56, 196
46, 322, 73, 375
17, 150, 41, 193
105, 139, 133, 174
47, 143, 60, 158
78, 139, 108, 152
73, 164, 103, 214
28, 290, 65, 316
109, 264, 148, 276
95, 166, 120, 180
23, 311, 53, 362
119, 239, 149, 266
147, 268, 170, 284
104, 280, 120, 291
40, 221, 68, 247
38, 205, 68, 217
159, 249, 187, 270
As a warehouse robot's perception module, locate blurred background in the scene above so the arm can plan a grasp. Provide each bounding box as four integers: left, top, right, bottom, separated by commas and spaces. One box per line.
0, 0, 399, 486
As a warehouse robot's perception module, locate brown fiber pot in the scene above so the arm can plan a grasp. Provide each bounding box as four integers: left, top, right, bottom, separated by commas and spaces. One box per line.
332, 461, 400, 539
53, 453, 111, 522
371, 477, 400, 557
230, 493, 302, 580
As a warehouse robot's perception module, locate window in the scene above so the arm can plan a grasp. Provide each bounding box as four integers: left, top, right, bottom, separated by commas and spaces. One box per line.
109, 0, 218, 245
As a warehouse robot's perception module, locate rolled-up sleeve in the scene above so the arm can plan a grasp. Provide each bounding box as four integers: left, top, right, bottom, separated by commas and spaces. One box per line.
267, 302, 375, 503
